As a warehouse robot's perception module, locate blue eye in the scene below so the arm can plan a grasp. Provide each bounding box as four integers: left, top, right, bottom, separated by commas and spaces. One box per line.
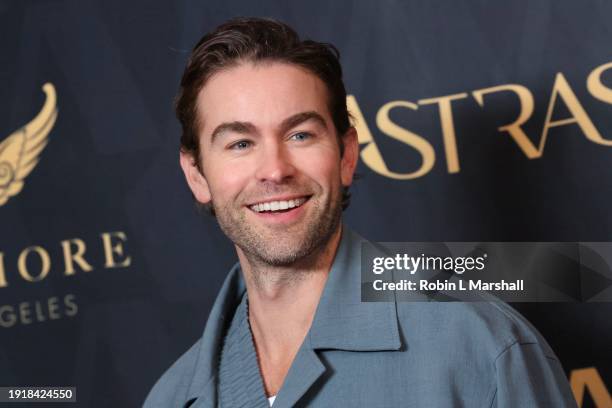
230, 140, 252, 150
291, 132, 312, 141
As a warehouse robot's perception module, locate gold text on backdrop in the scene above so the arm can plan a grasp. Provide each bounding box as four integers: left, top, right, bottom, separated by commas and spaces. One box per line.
569, 367, 612, 407
0, 231, 131, 288
350, 61, 612, 179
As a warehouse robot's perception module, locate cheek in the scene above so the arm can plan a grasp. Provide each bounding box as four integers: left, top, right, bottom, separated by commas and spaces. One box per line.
206, 163, 250, 200
294, 149, 342, 187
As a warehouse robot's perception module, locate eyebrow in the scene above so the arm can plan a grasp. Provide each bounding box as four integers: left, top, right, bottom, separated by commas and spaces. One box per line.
209, 121, 257, 144
280, 111, 328, 134
209, 111, 328, 145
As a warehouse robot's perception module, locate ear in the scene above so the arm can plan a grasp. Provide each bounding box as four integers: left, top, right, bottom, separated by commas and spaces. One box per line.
179, 151, 212, 204
340, 126, 359, 187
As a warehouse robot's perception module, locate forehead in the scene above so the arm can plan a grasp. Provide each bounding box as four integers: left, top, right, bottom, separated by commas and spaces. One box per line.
195, 62, 331, 138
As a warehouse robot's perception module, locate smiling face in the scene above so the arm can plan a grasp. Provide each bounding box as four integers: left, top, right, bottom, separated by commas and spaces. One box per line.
180, 61, 358, 266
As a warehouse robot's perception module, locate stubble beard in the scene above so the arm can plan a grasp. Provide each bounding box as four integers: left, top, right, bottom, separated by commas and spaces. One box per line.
212, 186, 343, 270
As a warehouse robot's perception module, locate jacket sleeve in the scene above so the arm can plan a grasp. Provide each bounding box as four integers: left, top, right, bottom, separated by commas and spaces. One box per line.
491, 341, 578, 408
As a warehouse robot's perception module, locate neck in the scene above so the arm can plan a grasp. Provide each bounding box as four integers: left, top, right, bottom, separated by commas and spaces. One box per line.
236, 223, 343, 359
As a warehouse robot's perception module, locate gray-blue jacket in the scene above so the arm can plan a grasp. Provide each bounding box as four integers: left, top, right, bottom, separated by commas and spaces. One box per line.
144, 227, 577, 407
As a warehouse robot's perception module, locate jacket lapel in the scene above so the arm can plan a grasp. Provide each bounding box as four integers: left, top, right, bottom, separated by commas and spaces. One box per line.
269, 227, 403, 407
309, 226, 402, 351
270, 345, 326, 408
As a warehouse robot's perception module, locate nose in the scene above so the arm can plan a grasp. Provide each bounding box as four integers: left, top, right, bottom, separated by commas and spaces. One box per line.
254, 140, 296, 183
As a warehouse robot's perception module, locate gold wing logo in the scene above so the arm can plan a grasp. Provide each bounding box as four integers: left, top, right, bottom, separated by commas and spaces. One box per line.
0, 83, 57, 207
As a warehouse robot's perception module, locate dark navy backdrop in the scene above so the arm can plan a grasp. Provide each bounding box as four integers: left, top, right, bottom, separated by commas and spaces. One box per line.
1, 1, 610, 406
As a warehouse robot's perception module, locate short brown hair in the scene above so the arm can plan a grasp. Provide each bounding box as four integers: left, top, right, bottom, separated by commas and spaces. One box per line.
176, 17, 352, 210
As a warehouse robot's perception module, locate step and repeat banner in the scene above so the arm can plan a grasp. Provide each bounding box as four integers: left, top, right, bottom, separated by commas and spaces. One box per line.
1, 1, 611, 407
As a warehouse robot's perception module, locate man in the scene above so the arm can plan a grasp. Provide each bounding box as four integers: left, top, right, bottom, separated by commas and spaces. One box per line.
145, 18, 577, 407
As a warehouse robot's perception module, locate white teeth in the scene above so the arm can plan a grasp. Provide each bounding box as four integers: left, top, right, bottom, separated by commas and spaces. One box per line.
249, 197, 307, 213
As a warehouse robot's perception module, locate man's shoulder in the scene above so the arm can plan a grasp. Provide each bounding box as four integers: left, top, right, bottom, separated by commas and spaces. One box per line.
143, 263, 245, 407
389, 300, 577, 406
143, 339, 203, 407
395, 300, 558, 360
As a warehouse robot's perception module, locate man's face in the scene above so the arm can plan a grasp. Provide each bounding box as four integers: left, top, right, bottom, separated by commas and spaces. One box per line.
180, 61, 358, 266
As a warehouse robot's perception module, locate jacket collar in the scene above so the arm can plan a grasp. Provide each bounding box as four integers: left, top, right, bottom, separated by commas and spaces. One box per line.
184, 225, 402, 406
307, 225, 401, 351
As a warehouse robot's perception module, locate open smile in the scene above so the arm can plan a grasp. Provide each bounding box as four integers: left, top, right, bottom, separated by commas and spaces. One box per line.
247, 195, 311, 214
